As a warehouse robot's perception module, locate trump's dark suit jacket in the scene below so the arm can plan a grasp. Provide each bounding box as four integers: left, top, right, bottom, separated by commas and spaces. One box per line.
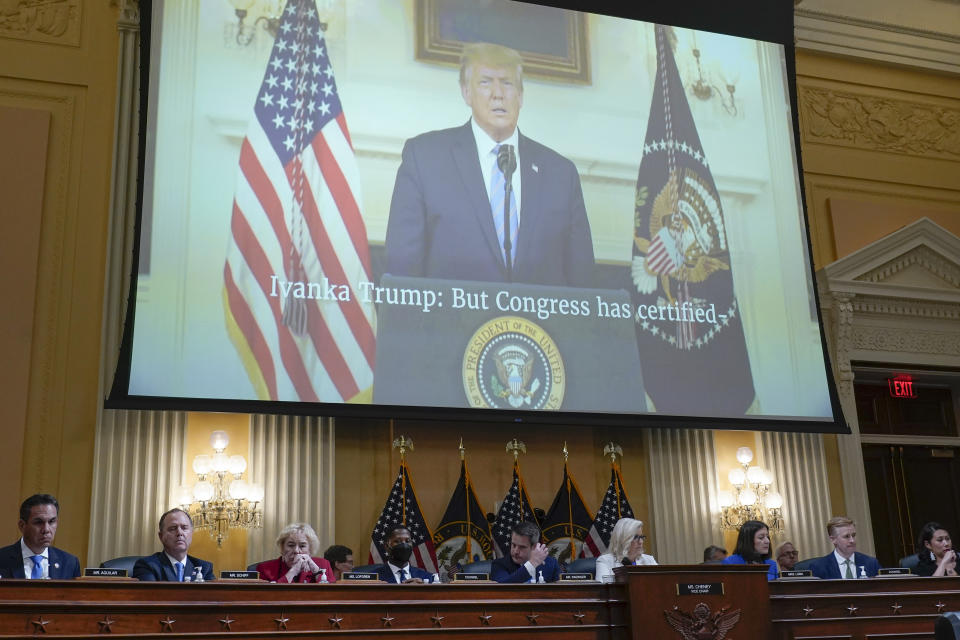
133, 551, 214, 582
808, 551, 881, 579
0, 541, 80, 579
385, 121, 595, 287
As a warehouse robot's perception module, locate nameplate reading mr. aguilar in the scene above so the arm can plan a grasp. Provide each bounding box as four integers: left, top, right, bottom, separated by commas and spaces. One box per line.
676, 582, 724, 596
84, 568, 127, 577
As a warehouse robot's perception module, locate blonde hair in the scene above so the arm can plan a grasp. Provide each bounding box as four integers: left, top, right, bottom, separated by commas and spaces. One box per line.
608, 518, 645, 561
276, 522, 320, 556
459, 42, 523, 89
826, 516, 855, 537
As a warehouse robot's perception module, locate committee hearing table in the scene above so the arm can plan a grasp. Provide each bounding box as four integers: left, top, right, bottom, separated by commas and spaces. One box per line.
0, 565, 954, 639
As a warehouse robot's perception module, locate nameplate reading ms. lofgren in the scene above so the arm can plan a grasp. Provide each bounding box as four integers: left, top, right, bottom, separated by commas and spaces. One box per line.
676, 582, 724, 596
342, 571, 380, 581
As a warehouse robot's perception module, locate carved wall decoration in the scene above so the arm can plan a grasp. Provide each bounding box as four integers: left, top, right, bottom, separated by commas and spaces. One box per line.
799, 86, 960, 159
852, 326, 960, 356
0, 0, 81, 45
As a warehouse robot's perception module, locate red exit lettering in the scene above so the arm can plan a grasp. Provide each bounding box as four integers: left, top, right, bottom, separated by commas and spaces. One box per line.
888, 375, 918, 399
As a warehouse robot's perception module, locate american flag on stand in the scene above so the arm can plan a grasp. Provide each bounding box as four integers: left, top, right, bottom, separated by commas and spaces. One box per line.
582, 465, 634, 558
492, 463, 538, 558
223, 0, 375, 402
369, 461, 438, 574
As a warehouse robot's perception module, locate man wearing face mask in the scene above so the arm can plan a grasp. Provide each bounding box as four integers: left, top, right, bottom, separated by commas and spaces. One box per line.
374, 526, 434, 584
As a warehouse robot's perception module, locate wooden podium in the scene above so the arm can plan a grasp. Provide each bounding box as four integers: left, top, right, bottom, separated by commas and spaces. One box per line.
615, 564, 771, 639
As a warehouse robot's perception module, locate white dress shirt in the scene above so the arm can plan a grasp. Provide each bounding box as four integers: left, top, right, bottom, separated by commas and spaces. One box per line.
386, 561, 412, 583
20, 539, 49, 579
595, 552, 658, 582
834, 549, 857, 578
470, 118, 522, 222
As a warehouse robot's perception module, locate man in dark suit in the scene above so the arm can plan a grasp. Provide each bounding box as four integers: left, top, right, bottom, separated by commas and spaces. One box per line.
808, 516, 881, 579
133, 508, 214, 582
374, 526, 435, 584
491, 521, 561, 583
0, 494, 80, 579
385, 42, 595, 288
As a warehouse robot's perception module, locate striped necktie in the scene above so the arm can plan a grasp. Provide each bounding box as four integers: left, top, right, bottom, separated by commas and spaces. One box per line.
489, 144, 518, 267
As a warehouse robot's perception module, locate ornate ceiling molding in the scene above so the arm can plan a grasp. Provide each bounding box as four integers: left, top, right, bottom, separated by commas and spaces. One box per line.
795, 7, 960, 74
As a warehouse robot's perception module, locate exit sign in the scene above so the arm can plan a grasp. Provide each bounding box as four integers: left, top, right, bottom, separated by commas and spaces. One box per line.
888, 374, 918, 399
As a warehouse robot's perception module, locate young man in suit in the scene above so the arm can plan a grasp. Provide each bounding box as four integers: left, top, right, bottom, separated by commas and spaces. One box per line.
375, 526, 434, 584
0, 494, 80, 579
133, 508, 214, 582
384, 42, 595, 288
491, 521, 561, 583
808, 516, 881, 579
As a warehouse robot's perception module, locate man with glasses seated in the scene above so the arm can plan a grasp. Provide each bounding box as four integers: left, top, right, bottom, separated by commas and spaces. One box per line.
595, 518, 657, 582
776, 541, 799, 572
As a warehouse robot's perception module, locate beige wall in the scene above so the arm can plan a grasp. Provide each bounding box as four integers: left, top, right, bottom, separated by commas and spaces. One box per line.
0, 2, 120, 559
3, 8, 959, 566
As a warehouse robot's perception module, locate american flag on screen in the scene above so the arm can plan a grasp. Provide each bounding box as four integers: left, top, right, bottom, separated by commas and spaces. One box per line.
223, 0, 375, 402
369, 461, 438, 574
582, 465, 634, 558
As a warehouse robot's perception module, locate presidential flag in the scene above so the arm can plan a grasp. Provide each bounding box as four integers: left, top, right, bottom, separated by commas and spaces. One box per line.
433, 460, 494, 575
541, 463, 593, 565
630, 25, 755, 414
492, 462, 538, 558
223, 0, 376, 403
582, 465, 634, 557
369, 461, 438, 574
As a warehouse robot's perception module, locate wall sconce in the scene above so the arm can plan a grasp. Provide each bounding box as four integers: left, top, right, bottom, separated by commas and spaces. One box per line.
688, 36, 739, 116
176, 430, 264, 547
717, 447, 784, 534
227, 0, 282, 47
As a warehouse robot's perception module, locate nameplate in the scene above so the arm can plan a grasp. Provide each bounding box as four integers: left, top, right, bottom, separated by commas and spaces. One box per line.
879, 567, 912, 576
676, 582, 724, 596
220, 570, 259, 580
453, 572, 489, 581
342, 571, 380, 581
780, 570, 814, 578
84, 567, 127, 577
560, 573, 594, 581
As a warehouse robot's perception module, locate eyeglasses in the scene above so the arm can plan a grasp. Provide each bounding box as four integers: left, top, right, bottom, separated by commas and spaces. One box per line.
632, 534, 647, 542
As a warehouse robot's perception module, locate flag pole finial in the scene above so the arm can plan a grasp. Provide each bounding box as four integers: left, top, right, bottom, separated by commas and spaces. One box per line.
506, 438, 526, 462
459, 437, 465, 461
562, 441, 569, 462
393, 435, 414, 462
603, 442, 623, 465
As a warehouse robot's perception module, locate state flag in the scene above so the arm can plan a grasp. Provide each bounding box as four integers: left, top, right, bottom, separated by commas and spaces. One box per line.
433, 459, 494, 576
541, 463, 593, 565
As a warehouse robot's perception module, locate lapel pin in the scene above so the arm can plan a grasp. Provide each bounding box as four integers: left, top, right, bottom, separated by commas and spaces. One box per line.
54, 563, 60, 569
532, 163, 539, 173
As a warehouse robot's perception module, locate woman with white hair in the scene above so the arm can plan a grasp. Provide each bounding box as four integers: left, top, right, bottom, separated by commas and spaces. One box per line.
595, 517, 657, 581
255, 523, 336, 583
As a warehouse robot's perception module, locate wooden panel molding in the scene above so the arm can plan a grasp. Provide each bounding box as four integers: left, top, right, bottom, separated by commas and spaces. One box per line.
0, 0, 81, 46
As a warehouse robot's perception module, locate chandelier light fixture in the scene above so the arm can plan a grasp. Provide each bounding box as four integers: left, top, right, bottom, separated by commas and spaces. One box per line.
176, 430, 264, 547
717, 447, 783, 534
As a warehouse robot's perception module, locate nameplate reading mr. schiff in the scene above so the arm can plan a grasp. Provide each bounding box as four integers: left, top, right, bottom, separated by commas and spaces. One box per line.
220, 570, 259, 580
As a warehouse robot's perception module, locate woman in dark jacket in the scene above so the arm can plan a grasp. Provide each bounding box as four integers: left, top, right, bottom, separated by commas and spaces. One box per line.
915, 522, 957, 577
